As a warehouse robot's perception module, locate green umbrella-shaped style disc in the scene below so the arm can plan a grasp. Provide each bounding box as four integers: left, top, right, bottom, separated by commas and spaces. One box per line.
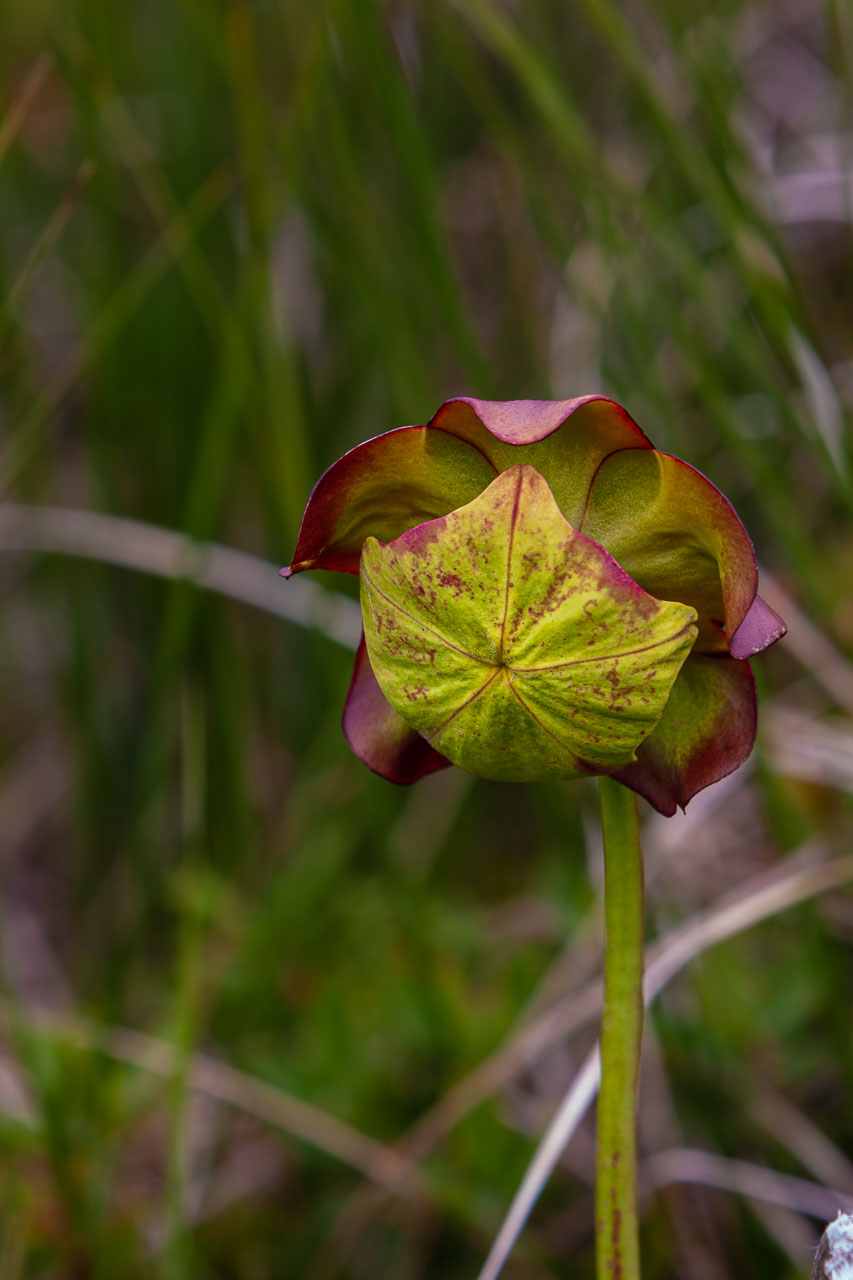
360, 465, 698, 783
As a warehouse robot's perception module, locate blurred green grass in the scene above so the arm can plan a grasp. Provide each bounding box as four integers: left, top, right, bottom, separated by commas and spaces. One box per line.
1, 1, 852, 1277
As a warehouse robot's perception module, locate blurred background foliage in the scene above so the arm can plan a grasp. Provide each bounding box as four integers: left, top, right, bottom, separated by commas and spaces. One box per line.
1, 1, 852, 1277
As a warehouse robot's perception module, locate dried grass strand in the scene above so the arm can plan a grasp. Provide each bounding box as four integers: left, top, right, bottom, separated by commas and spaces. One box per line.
473, 848, 853, 1280
0, 504, 361, 650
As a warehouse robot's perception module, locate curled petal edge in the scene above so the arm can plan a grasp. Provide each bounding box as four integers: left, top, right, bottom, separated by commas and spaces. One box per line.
431, 395, 651, 448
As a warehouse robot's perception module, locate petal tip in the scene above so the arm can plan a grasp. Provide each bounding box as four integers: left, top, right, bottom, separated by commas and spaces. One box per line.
434, 394, 652, 450
281, 558, 316, 579
729, 595, 787, 659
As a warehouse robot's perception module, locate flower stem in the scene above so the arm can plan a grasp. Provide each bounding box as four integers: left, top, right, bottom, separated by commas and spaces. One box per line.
596, 776, 644, 1280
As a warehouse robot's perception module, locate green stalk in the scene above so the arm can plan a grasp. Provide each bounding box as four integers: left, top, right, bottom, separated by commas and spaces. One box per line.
596, 776, 645, 1280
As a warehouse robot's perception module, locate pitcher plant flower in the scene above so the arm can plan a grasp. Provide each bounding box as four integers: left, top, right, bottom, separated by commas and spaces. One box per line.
282, 395, 785, 1280
282, 396, 785, 816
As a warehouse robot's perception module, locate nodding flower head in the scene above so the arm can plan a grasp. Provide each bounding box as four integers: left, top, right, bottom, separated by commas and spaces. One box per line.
283, 397, 785, 816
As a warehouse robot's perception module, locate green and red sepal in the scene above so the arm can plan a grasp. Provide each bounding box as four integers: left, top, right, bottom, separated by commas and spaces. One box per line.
583, 448, 759, 651
281, 426, 496, 578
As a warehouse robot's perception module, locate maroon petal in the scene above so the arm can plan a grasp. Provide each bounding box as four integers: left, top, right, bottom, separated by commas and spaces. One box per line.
614, 655, 757, 815
430, 396, 653, 526
729, 594, 787, 659
342, 638, 452, 784
283, 426, 496, 578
